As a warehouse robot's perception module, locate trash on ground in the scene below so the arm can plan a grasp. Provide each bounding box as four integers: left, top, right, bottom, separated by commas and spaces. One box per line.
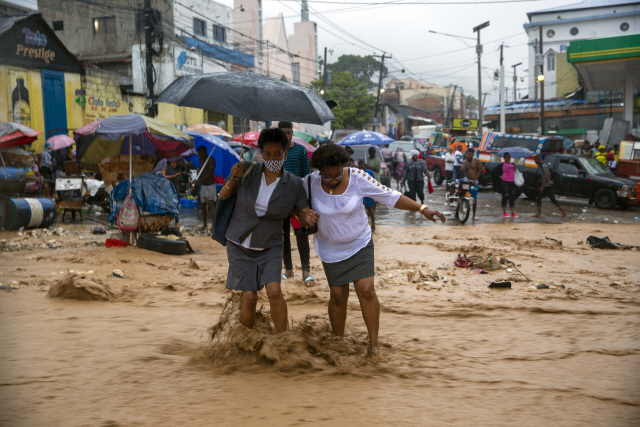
188, 259, 200, 270
536, 284, 549, 289
545, 237, 562, 244
47, 273, 118, 301
488, 281, 511, 289
112, 269, 125, 278
106, 239, 130, 248
586, 236, 639, 250
92, 227, 107, 235
473, 269, 488, 274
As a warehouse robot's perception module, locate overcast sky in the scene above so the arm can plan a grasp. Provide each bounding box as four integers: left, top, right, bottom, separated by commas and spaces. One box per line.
231, 0, 580, 106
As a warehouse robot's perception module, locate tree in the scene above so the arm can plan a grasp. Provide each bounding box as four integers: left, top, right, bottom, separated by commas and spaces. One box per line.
465, 95, 479, 117
327, 55, 387, 90
312, 71, 375, 130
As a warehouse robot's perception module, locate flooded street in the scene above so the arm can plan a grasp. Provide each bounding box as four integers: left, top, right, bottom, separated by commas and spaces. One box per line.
1, 220, 639, 426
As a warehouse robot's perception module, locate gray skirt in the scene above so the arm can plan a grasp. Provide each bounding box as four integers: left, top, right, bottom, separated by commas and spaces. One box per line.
226, 241, 283, 292
322, 239, 375, 287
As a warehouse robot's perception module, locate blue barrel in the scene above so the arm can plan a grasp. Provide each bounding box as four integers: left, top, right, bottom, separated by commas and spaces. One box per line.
0, 167, 26, 181
0, 197, 56, 230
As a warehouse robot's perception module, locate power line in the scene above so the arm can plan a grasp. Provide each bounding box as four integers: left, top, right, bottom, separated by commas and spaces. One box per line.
268, 0, 544, 4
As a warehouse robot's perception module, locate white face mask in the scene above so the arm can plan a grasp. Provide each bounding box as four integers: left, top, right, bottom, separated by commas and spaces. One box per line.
264, 159, 285, 173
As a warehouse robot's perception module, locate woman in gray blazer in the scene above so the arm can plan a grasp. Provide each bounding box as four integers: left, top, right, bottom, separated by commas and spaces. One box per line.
218, 128, 319, 333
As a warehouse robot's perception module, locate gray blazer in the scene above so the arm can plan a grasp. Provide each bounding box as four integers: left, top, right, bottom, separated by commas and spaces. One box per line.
225, 162, 309, 249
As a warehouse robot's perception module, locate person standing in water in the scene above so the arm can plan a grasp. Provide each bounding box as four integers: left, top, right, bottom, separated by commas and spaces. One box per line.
304, 144, 446, 357
532, 154, 568, 220
219, 128, 319, 333
191, 146, 217, 230
278, 121, 314, 285
499, 153, 518, 218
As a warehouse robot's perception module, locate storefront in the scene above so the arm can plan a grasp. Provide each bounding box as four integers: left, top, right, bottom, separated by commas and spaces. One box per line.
0, 14, 84, 151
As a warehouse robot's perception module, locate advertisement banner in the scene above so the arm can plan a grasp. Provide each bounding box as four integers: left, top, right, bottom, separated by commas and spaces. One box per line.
452, 118, 478, 131
85, 96, 129, 124
0, 15, 82, 73
174, 46, 203, 76
7, 69, 31, 126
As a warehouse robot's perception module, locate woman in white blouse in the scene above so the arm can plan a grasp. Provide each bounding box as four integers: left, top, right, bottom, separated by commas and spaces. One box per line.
304, 144, 446, 357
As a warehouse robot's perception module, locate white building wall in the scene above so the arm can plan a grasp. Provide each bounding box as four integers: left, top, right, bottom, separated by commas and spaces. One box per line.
525, 2, 640, 99
173, 0, 233, 47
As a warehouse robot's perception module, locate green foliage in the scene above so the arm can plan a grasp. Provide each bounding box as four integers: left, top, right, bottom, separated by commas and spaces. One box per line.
326, 55, 387, 89
312, 71, 375, 130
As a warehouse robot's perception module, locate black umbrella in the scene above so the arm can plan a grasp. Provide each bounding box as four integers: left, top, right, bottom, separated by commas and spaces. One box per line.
155, 72, 335, 125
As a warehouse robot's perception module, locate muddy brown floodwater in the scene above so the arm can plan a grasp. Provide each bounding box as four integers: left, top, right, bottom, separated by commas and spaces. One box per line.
1, 222, 639, 426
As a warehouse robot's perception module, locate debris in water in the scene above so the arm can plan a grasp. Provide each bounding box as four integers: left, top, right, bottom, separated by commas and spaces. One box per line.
47, 273, 118, 301
112, 269, 125, 278
188, 259, 200, 270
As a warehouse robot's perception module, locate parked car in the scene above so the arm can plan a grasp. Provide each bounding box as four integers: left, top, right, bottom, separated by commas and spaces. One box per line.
350, 145, 391, 187
520, 153, 640, 210
389, 140, 427, 160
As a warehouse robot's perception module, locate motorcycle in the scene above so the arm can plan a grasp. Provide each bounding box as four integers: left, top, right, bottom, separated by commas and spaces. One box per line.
446, 178, 473, 224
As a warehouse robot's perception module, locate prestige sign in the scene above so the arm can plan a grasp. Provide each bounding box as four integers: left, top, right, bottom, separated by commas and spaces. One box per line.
0, 15, 82, 73
452, 118, 478, 131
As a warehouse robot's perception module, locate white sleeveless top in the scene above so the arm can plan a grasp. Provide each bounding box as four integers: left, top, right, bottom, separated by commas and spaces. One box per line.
303, 168, 401, 263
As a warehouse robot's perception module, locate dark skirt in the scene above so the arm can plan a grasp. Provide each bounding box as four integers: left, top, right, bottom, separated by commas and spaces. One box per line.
226, 241, 283, 292
322, 239, 375, 287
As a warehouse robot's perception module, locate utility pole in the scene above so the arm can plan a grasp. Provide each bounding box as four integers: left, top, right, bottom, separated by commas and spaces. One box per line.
473, 21, 489, 135
512, 62, 522, 101
144, 0, 156, 117
373, 53, 390, 133
499, 43, 505, 133
539, 26, 545, 135
322, 46, 327, 99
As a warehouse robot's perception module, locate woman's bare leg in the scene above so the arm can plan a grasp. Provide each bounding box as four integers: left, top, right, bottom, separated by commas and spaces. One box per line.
328, 285, 349, 336
240, 291, 258, 329
353, 277, 380, 351
265, 282, 288, 333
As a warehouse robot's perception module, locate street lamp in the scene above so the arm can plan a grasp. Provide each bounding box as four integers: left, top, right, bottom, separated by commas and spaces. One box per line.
428, 30, 475, 47
473, 21, 490, 134
227, 4, 244, 16
537, 74, 545, 82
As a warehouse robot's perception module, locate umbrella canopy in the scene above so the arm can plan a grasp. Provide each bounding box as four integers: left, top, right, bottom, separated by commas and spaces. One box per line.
293, 130, 315, 145
0, 122, 41, 148
231, 131, 260, 145
497, 147, 533, 159
185, 123, 231, 138
151, 149, 197, 173
561, 137, 575, 150
337, 131, 393, 146
185, 131, 241, 180
74, 114, 193, 172
316, 132, 331, 144
155, 71, 335, 125
46, 134, 74, 151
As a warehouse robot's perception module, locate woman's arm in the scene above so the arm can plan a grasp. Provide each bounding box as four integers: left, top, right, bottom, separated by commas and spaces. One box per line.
296, 207, 319, 228
394, 195, 446, 223
218, 162, 244, 200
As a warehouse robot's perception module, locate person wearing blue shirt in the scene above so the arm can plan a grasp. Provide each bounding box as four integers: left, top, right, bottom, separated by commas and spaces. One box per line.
358, 160, 377, 232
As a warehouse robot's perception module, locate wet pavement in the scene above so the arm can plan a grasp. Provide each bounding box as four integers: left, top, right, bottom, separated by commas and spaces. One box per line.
375, 179, 640, 227
70, 178, 640, 229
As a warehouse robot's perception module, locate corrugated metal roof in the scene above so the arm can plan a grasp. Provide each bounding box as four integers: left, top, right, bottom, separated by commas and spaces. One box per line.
528, 0, 640, 18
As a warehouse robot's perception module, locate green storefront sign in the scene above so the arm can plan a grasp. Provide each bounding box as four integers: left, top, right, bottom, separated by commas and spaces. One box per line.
568, 34, 640, 63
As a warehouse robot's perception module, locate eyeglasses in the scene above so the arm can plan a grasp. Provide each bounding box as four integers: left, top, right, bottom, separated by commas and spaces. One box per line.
322, 174, 343, 182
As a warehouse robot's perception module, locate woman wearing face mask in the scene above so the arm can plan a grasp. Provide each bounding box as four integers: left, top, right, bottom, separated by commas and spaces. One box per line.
218, 128, 319, 333
303, 144, 446, 357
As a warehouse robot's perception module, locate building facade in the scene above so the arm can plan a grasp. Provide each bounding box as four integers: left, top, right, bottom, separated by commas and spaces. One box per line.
525, 0, 640, 100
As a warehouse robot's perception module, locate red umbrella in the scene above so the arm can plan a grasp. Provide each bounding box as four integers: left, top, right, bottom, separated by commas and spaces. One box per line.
231, 131, 260, 145
0, 122, 41, 148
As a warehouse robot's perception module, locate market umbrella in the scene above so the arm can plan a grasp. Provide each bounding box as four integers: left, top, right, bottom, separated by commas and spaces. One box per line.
293, 130, 315, 145
497, 147, 533, 159
155, 71, 335, 126
185, 123, 231, 139
46, 134, 74, 151
185, 131, 240, 180
151, 149, 197, 173
74, 114, 193, 173
336, 131, 393, 146
231, 131, 260, 145
0, 122, 41, 148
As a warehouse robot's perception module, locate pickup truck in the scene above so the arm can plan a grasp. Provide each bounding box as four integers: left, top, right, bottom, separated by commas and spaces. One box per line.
519, 153, 640, 210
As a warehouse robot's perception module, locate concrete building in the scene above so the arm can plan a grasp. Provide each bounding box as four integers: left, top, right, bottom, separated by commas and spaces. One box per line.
38, 0, 174, 79
525, 0, 640, 100
264, 14, 293, 82
288, 21, 318, 87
